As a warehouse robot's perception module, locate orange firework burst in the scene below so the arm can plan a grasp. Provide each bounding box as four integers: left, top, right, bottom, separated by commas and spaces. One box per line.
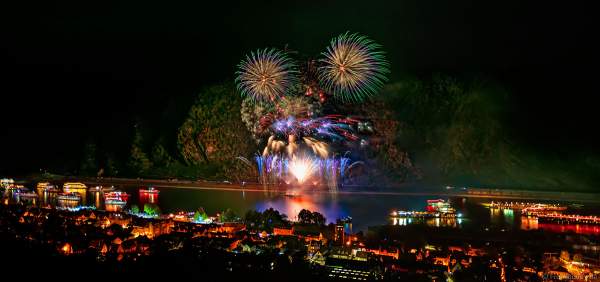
319, 32, 390, 102
236, 48, 298, 102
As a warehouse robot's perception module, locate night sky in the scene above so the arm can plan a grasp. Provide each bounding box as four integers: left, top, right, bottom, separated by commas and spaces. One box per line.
1, 1, 597, 174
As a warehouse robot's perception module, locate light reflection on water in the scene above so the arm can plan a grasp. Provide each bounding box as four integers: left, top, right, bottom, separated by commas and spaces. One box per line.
4, 186, 600, 234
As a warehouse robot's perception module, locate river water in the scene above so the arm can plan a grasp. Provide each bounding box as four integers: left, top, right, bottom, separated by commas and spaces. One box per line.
7, 185, 600, 235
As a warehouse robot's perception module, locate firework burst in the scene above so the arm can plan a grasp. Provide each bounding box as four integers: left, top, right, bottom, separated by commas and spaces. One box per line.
319, 32, 390, 102
271, 115, 359, 142
236, 32, 387, 188
236, 48, 298, 102
288, 156, 318, 183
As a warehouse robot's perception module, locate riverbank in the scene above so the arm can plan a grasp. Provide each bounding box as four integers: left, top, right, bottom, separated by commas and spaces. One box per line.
14, 175, 600, 203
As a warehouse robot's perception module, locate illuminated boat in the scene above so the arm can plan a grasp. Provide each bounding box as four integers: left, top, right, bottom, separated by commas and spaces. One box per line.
104, 191, 129, 205
1, 178, 15, 188
15, 191, 38, 198
390, 199, 458, 218
486, 201, 566, 212
36, 182, 59, 193
57, 192, 81, 202
6, 184, 26, 191
139, 186, 159, 195
390, 210, 456, 218
63, 182, 87, 190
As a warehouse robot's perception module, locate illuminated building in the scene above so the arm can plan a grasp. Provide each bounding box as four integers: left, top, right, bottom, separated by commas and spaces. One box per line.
334, 224, 344, 244
339, 216, 353, 235
364, 247, 400, 259
131, 220, 174, 239
329, 247, 368, 262
61, 243, 73, 255
273, 227, 294, 236
205, 223, 245, 238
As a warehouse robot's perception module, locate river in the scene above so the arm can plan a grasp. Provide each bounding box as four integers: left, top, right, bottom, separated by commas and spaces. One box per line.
8, 184, 600, 235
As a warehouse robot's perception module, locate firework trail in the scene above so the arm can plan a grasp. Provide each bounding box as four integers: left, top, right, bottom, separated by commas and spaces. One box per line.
271, 115, 359, 142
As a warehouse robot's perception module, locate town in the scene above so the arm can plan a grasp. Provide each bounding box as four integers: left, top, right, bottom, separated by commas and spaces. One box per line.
2, 180, 600, 281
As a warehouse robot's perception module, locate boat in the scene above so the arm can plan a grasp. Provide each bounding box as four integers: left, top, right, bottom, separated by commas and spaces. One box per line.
139, 186, 159, 194
63, 182, 87, 190
15, 191, 38, 198
6, 184, 26, 191
426, 199, 456, 214
105, 199, 127, 205
57, 192, 82, 201
390, 210, 457, 218
390, 199, 458, 218
485, 201, 567, 214
104, 191, 129, 204
37, 182, 59, 193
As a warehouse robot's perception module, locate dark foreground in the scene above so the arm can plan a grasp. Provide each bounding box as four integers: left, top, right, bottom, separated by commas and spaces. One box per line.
4, 201, 600, 281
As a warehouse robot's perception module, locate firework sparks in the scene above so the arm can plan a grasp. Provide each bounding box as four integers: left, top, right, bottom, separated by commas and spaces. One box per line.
236, 33, 387, 188
319, 32, 390, 102
256, 154, 350, 187
288, 157, 318, 183
236, 48, 298, 102
271, 116, 359, 142
303, 137, 329, 159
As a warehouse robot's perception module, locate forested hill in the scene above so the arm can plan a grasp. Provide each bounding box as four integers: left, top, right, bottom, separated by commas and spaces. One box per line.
73, 75, 600, 192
